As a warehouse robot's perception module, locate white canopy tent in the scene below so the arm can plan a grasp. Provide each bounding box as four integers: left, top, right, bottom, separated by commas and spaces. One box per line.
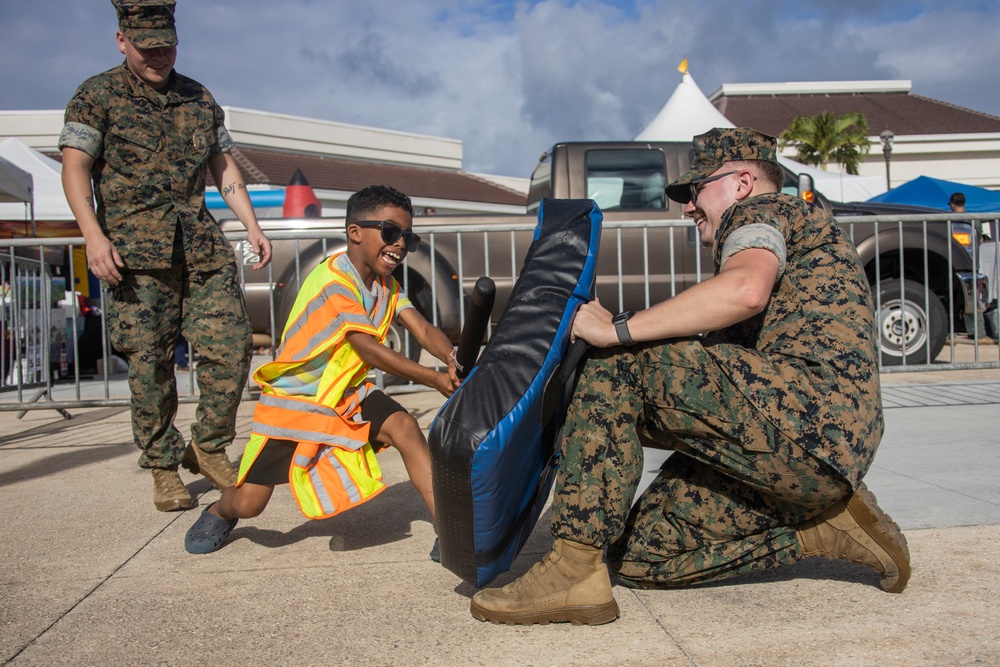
635, 69, 734, 142
0, 138, 73, 222
634, 65, 886, 203
0, 151, 35, 236
0, 153, 33, 204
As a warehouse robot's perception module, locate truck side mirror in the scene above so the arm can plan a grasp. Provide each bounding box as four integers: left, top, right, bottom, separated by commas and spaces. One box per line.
798, 173, 815, 204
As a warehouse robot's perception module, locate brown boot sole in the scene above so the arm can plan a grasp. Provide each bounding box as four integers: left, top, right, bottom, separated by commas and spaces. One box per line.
847, 484, 911, 593
470, 598, 620, 626
154, 497, 195, 512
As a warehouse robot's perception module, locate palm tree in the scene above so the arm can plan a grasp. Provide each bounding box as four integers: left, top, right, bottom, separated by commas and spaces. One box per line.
779, 111, 872, 175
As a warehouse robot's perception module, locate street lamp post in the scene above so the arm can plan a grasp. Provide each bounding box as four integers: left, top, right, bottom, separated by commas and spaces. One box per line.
879, 129, 895, 190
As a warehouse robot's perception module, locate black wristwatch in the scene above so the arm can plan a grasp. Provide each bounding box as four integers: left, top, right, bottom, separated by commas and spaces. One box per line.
612, 310, 635, 346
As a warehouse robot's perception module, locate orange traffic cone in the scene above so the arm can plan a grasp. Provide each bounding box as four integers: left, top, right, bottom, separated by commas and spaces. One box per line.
283, 168, 322, 218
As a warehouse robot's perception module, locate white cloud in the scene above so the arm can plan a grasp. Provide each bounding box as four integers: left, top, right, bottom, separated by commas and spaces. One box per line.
1, 0, 998, 178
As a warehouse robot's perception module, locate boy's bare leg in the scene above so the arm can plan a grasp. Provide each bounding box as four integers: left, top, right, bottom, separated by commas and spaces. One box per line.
377, 411, 436, 519
208, 482, 276, 520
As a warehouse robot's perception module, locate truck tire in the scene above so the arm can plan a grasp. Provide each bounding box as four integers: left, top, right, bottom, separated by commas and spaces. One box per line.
877, 279, 947, 366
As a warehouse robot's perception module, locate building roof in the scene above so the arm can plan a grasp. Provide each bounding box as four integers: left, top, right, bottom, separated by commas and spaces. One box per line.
43, 144, 527, 207
220, 106, 465, 171
24, 105, 527, 208
709, 81, 1000, 138
226, 147, 526, 206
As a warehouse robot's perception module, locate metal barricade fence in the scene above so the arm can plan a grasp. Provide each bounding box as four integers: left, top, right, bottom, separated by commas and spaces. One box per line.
1, 250, 62, 411
1, 241, 107, 417
837, 212, 1000, 373
1, 212, 998, 414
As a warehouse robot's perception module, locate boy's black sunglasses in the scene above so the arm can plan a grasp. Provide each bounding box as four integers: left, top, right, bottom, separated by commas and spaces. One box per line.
352, 220, 421, 252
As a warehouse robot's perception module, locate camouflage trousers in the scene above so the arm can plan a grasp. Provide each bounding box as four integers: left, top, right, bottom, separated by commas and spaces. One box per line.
106, 260, 252, 470
550, 339, 852, 588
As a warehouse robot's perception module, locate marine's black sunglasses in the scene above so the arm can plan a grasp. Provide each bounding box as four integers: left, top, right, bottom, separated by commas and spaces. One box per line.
688, 170, 741, 206
352, 219, 421, 252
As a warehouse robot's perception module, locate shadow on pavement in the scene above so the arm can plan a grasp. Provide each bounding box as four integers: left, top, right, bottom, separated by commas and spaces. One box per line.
0, 442, 133, 488
0, 406, 130, 446
223, 481, 433, 552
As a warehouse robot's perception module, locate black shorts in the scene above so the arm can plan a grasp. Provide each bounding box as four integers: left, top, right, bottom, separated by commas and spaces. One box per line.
243, 390, 406, 485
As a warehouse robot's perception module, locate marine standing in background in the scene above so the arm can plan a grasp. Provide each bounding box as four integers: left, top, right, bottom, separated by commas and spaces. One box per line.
59, 0, 272, 511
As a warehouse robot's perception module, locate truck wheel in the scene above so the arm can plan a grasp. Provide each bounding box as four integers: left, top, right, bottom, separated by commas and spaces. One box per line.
877, 279, 947, 366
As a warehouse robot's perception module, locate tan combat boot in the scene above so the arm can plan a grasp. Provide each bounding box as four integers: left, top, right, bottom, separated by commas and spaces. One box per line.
470, 538, 620, 625
796, 482, 911, 593
181, 444, 237, 491
151, 467, 194, 512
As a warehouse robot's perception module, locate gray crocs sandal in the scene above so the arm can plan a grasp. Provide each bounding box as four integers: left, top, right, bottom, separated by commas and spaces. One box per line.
429, 537, 440, 563
185, 502, 238, 554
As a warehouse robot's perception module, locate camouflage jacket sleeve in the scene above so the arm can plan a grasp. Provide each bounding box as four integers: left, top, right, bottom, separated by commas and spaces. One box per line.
715, 195, 789, 275
211, 99, 234, 156
720, 223, 787, 278
58, 73, 111, 158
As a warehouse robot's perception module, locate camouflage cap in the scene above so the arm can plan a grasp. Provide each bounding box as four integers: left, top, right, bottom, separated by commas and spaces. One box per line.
666, 127, 778, 204
112, 0, 177, 49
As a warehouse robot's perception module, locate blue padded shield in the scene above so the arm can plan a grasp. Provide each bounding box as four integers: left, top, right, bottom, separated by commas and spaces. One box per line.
428, 198, 602, 587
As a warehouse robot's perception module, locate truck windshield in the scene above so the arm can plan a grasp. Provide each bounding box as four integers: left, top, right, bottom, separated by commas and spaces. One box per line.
585, 149, 667, 211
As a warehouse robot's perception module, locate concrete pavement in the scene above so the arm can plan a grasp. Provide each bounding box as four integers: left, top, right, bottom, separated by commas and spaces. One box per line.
1, 368, 999, 666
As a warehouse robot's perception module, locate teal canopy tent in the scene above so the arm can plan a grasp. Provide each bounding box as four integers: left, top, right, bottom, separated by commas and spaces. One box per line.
868, 176, 1000, 212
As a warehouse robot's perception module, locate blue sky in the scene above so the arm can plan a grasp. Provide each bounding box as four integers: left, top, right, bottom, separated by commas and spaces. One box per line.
1, 0, 998, 177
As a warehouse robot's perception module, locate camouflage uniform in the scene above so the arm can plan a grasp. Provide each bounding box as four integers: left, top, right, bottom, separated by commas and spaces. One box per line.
58, 60, 252, 470
551, 133, 883, 587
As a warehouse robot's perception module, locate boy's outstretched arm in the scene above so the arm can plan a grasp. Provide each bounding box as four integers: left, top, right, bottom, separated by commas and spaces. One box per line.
396, 307, 461, 384
346, 312, 459, 397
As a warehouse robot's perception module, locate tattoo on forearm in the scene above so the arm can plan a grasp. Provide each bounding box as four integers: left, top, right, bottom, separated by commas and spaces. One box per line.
222, 182, 246, 198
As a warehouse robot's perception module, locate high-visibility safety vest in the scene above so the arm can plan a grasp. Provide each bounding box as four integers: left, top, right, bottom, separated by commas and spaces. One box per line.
237, 252, 411, 520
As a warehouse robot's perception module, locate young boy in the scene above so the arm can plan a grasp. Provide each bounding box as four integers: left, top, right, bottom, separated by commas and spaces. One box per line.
184, 185, 459, 554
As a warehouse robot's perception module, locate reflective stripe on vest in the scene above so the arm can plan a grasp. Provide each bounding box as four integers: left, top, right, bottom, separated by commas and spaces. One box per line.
254, 253, 401, 405
289, 440, 385, 520
252, 392, 370, 449
237, 384, 386, 520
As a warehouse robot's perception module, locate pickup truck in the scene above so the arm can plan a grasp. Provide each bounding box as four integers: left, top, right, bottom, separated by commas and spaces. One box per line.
223, 141, 985, 368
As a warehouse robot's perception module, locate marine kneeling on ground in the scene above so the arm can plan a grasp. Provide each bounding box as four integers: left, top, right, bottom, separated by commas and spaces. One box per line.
470, 127, 911, 626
